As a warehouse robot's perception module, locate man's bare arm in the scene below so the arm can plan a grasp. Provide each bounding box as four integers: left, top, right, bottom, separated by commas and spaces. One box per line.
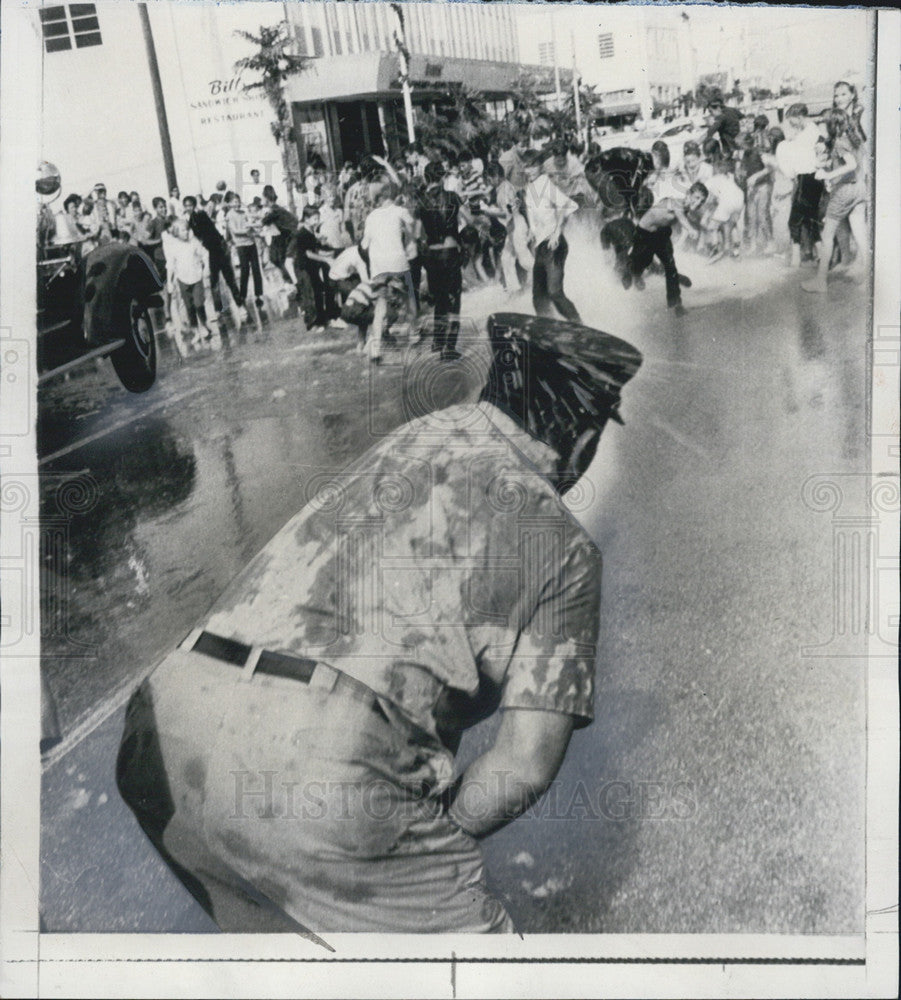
670, 202, 699, 235
447, 708, 575, 838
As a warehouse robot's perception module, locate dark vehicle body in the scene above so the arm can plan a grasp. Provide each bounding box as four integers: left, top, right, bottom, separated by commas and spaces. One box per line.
585, 147, 655, 217
37, 228, 163, 392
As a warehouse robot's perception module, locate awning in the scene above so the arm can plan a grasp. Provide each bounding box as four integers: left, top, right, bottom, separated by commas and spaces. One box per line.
284, 52, 568, 105
591, 100, 641, 118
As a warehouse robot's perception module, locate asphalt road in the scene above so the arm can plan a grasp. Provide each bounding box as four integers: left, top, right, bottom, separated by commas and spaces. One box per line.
39, 230, 869, 934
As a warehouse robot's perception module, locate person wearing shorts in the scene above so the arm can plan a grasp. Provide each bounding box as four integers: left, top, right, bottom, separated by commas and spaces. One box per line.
360, 184, 415, 363
704, 162, 745, 262
802, 108, 868, 293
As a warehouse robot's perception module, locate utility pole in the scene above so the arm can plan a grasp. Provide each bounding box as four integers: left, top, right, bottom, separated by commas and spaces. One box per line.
551, 9, 562, 111
390, 3, 416, 145
571, 31, 582, 139
137, 3, 177, 192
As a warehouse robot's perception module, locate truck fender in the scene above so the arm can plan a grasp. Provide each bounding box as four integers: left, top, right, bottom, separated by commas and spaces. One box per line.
83, 244, 163, 346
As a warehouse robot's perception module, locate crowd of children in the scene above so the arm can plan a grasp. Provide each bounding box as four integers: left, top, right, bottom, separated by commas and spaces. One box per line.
45, 78, 870, 357
608, 79, 870, 313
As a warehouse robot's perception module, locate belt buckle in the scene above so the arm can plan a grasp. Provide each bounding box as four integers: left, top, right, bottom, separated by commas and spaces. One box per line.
309, 662, 339, 693
241, 647, 262, 683
179, 627, 205, 653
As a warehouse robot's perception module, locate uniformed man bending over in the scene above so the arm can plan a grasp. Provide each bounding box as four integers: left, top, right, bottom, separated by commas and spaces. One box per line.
117, 313, 642, 934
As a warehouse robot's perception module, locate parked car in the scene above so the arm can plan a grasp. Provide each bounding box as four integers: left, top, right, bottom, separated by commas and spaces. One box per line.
37, 162, 162, 393
628, 117, 706, 164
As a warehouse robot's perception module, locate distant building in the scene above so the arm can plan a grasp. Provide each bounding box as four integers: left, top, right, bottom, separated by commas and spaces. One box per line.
517, 5, 696, 125
282, 1, 544, 167
38, 2, 289, 201
36, 1, 554, 200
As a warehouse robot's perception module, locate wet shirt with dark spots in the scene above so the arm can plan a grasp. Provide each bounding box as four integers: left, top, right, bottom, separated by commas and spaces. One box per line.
204, 402, 602, 739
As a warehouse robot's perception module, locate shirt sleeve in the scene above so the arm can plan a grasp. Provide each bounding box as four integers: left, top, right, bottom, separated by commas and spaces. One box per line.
500, 537, 602, 726
550, 180, 578, 215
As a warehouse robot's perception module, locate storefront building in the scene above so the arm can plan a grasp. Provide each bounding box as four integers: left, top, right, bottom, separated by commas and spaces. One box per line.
281, 2, 540, 169
36, 1, 547, 201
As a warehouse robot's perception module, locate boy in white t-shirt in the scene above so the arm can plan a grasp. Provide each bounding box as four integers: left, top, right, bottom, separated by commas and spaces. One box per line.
163, 219, 211, 345
360, 186, 415, 363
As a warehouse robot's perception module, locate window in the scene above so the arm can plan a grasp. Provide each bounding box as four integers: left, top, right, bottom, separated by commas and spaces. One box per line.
40, 3, 102, 53
293, 25, 308, 57
538, 41, 555, 66
598, 32, 614, 59
310, 26, 324, 58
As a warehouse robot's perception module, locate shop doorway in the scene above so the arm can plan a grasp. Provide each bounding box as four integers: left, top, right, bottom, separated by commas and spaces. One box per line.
335, 101, 384, 167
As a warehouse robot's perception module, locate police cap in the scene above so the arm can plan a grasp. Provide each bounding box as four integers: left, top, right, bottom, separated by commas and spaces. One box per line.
483, 313, 642, 428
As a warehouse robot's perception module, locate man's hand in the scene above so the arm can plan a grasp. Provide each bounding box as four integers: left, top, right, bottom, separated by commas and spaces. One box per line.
447, 708, 575, 839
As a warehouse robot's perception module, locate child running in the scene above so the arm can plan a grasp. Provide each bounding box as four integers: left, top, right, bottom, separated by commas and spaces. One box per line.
623, 182, 708, 316
704, 158, 745, 263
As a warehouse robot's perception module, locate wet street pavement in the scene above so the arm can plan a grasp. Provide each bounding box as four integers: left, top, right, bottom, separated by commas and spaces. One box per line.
40, 230, 870, 935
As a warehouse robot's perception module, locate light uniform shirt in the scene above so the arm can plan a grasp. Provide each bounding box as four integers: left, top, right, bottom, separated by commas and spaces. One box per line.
329, 244, 369, 283
203, 401, 602, 744
542, 153, 594, 203
225, 207, 257, 247
317, 203, 348, 249
499, 147, 528, 189
523, 175, 578, 247
677, 160, 714, 190
361, 203, 413, 278
649, 168, 684, 203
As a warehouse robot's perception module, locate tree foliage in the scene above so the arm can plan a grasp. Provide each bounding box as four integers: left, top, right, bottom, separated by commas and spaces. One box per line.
414, 83, 503, 161
234, 22, 309, 147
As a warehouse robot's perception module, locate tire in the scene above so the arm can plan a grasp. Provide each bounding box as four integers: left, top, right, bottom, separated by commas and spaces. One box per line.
110, 298, 156, 392
595, 172, 628, 212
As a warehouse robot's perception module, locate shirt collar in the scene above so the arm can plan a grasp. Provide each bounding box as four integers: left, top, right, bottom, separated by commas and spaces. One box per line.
477, 401, 559, 479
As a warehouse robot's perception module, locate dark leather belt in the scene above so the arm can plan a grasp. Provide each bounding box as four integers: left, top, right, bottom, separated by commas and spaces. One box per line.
181, 629, 389, 721
186, 629, 318, 684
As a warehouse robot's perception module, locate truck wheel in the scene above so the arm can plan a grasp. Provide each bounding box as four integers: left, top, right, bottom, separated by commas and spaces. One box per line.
595, 172, 628, 211
110, 298, 156, 392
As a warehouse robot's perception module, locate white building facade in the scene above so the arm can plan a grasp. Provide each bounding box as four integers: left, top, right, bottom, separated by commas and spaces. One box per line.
37, 1, 292, 203
281, 1, 530, 168
35, 1, 531, 203
518, 4, 697, 123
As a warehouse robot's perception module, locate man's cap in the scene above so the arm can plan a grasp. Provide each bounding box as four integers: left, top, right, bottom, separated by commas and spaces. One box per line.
93, 182, 106, 191
485, 313, 642, 425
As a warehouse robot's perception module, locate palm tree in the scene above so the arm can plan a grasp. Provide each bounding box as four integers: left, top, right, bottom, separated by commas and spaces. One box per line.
415, 83, 500, 162
564, 81, 600, 146
505, 69, 547, 136
234, 21, 309, 213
